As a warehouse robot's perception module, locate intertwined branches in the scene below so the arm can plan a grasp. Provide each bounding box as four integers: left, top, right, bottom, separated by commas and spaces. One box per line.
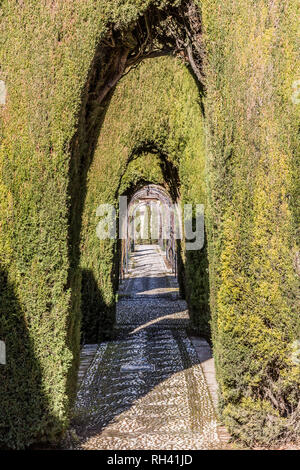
95, 1, 203, 105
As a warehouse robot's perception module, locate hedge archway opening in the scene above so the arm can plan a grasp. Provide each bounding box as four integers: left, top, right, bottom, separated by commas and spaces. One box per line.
120, 183, 181, 278
0, 0, 299, 449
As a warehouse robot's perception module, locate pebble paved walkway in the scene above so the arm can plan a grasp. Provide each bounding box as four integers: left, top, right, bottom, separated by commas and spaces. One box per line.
73, 245, 222, 450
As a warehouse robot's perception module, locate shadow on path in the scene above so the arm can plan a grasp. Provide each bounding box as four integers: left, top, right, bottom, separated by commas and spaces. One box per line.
70, 246, 220, 450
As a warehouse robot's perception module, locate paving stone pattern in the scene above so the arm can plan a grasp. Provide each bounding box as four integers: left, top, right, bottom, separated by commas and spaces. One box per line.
73, 245, 224, 450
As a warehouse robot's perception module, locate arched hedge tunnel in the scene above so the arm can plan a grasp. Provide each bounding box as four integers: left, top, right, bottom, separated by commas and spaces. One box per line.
0, 0, 299, 448
79, 56, 207, 347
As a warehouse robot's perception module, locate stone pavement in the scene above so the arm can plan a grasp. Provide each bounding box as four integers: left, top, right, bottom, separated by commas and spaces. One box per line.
72, 245, 224, 450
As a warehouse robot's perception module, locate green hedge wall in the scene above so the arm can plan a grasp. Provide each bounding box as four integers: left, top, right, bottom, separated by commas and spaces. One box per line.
0, 0, 158, 448
202, 0, 300, 445
0, 2, 206, 447
0, 0, 299, 449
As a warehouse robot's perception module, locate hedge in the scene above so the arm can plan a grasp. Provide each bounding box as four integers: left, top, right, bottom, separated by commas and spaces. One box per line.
202, 0, 300, 445
79, 56, 207, 344
0, 0, 299, 448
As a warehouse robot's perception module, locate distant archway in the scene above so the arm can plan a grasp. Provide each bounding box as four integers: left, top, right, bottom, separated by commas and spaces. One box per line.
1, 1, 298, 448
120, 184, 180, 280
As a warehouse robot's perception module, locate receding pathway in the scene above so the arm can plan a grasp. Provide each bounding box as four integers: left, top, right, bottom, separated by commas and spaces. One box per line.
73, 245, 222, 450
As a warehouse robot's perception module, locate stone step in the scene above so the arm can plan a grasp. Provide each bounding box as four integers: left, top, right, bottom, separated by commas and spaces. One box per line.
77, 344, 99, 388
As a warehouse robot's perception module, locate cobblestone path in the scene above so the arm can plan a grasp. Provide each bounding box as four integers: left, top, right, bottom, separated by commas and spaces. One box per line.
73, 245, 222, 450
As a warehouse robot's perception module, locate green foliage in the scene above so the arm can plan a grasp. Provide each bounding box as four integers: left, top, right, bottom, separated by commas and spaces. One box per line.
0, 0, 158, 448
0, 0, 299, 449
202, 0, 300, 445
0, 1, 206, 446
79, 56, 207, 343
119, 152, 165, 195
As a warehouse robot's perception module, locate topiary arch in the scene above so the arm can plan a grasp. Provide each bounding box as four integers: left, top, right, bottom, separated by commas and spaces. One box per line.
0, 0, 299, 448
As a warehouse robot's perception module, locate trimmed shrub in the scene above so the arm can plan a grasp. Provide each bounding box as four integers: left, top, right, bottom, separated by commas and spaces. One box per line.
202, 0, 300, 444
79, 56, 206, 342
0, 0, 299, 448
